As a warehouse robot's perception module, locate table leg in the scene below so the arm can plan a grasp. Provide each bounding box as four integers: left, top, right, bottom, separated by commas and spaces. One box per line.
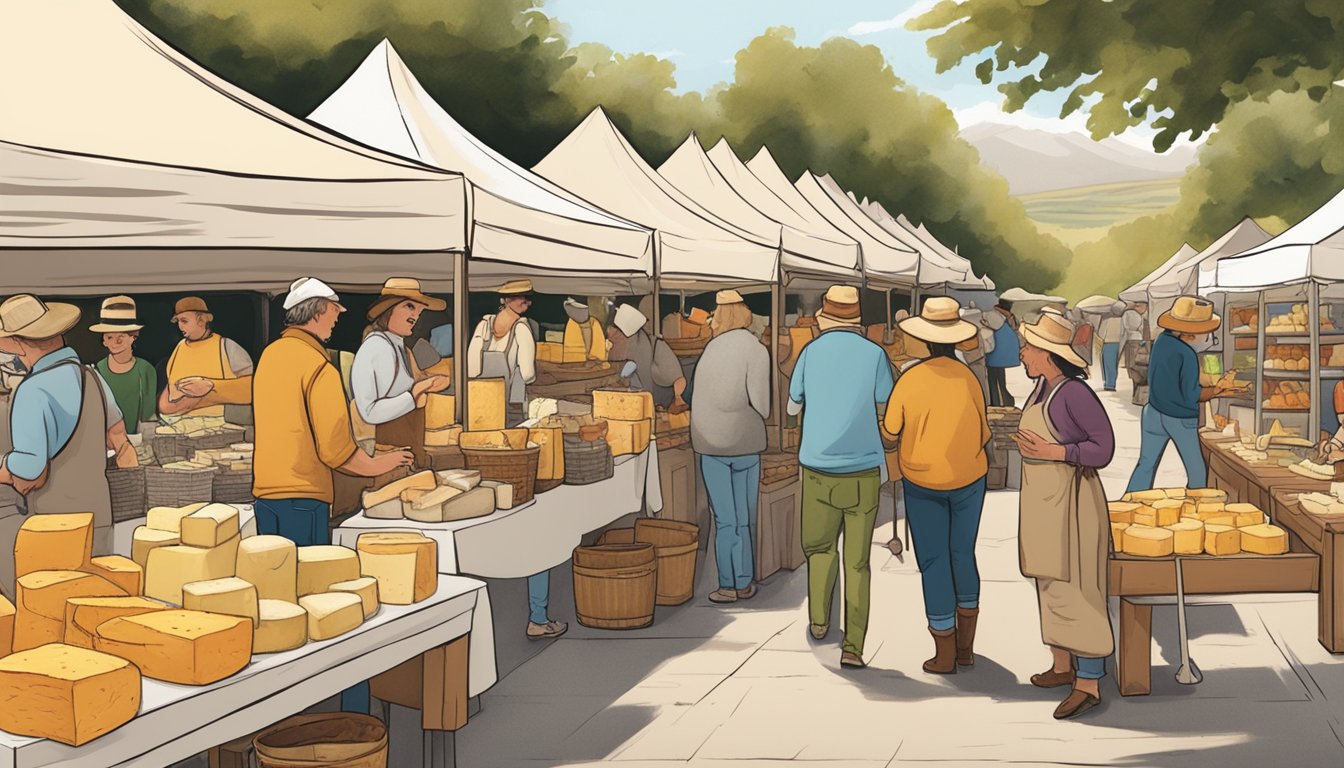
1118, 598, 1153, 696
422, 635, 470, 731
1320, 522, 1344, 653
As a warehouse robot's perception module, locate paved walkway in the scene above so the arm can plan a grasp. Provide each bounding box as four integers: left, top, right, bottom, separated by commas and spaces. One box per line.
457, 369, 1344, 767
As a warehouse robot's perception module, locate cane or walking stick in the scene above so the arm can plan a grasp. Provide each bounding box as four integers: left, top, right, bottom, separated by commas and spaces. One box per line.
1174, 556, 1202, 685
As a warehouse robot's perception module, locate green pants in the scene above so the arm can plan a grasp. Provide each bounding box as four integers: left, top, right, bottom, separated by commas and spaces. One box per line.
801, 466, 881, 656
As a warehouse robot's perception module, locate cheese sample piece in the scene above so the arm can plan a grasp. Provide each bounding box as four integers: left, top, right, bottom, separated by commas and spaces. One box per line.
0, 595, 13, 658
236, 536, 298, 603
529, 427, 565, 481
1204, 524, 1241, 556
1166, 520, 1205, 555
356, 533, 437, 604
330, 577, 380, 619
1107, 502, 1140, 525
63, 597, 167, 650
298, 593, 364, 641
1123, 489, 1168, 503
254, 600, 307, 653
363, 470, 437, 511
593, 390, 654, 421
1122, 526, 1174, 557
14, 571, 125, 651
425, 393, 457, 430
144, 535, 241, 605
363, 494, 406, 520
1240, 524, 1289, 555
406, 486, 494, 523
131, 526, 181, 568
424, 426, 463, 448
85, 556, 144, 597
606, 418, 652, 456
1110, 522, 1129, 549
1226, 503, 1268, 527
437, 469, 482, 491
296, 546, 361, 597
14, 513, 94, 577
404, 484, 463, 512
467, 378, 507, 431
0, 644, 141, 746
459, 430, 511, 450
146, 502, 209, 533
1159, 488, 1188, 500
481, 480, 513, 510
182, 577, 259, 627
180, 503, 241, 548
94, 609, 252, 685
1186, 488, 1228, 502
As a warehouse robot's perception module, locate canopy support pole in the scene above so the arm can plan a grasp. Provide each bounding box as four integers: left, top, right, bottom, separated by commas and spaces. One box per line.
453, 250, 469, 427
772, 279, 785, 448
652, 240, 662, 338
1310, 281, 1321, 441
885, 289, 893, 344
1254, 289, 1266, 433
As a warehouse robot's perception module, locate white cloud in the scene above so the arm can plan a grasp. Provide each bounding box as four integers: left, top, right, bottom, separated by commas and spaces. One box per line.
848, 0, 943, 36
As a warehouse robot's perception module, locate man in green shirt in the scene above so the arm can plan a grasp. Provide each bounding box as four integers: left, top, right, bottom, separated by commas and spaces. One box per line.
91, 296, 156, 434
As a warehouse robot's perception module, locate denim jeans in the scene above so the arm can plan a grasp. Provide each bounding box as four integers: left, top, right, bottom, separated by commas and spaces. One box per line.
1126, 404, 1207, 492
1076, 655, 1106, 680
255, 497, 368, 714
528, 572, 550, 625
1101, 342, 1120, 391
700, 454, 761, 590
903, 477, 987, 631
987, 367, 1014, 408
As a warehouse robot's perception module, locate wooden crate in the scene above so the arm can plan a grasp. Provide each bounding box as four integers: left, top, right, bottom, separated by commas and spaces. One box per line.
657, 446, 698, 532
756, 476, 803, 581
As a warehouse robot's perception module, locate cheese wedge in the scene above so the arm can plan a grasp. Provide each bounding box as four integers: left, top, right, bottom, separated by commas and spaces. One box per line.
236, 535, 298, 603
14, 513, 94, 577
425, 393, 457, 430
299, 593, 364, 641
254, 600, 307, 653
1166, 520, 1205, 555
404, 484, 463, 511
408, 486, 495, 524
1239, 524, 1289, 555
86, 556, 144, 596
1226, 503, 1268, 528
0, 644, 141, 746
1138, 501, 1181, 528
62, 597, 167, 650
1108, 502, 1140, 525
593, 390, 654, 422
467, 378, 507, 431
364, 494, 406, 520
131, 526, 181, 568
144, 535, 241, 606
182, 577, 259, 627
180, 504, 241, 548
356, 533, 437, 604
94, 609, 252, 685
606, 418, 652, 456
437, 469, 482, 492
481, 480, 513, 510
0, 595, 14, 658
146, 503, 209, 532
362, 471, 437, 510
529, 427, 565, 481
424, 426, 463, 448
330, 577, 380, 619
1110, 522, 1129, 549
1202, 512, 1238, 527
1122, 526, 1174, 557
1124, 489, 1168, 503
296, 546, 361, 597
14, 571, 125, 652
1204, 524, 1241, 556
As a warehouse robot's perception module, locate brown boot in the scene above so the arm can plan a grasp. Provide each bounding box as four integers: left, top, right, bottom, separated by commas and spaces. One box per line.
955, 607, 978, 667
923, 627, 957, 674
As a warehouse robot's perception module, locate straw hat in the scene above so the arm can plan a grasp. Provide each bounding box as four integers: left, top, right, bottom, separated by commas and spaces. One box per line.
716, 289, 745, 305
899, 296, 977, 344
368, 277, 446, 319
1158, 295, 1221, 334
89, 295, 144, 333
1022, 312, 1087, 368
0, 294, 81, 340
496, 279, 534, 297
816, 285, 862, 330
172, 296, 211, 322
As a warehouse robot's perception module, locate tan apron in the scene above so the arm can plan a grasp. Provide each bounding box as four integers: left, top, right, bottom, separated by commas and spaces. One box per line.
368, 333, 428, 468
1018, 379, 1114, 657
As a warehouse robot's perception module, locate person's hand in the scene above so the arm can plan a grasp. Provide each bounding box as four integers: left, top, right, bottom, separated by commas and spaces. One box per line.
1011, 429, 1065, 461
375, 450, 415, 473
412, 375, 450, 400
175, 376, 215, 398
113, 442, 139, 469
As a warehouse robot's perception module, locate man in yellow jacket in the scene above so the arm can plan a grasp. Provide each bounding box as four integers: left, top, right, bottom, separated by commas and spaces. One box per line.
561, 298, 608, 364
159, 296, 254, 417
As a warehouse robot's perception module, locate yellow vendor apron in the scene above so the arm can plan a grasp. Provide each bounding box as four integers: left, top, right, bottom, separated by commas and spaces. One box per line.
1018, 380, 1114, 658
166, 333, 232, 417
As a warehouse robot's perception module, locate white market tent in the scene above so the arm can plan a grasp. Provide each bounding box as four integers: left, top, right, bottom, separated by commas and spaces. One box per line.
860, 199, 989, 290
1000, 287, 1067, 304
1119, 243, 1198, 302
0, 0, 468, 295
1151, 218, 1271, 299
533, 109, 778, 288
823, 180, 964, 289
309, 41, 655, 294
1203, 190, 1344, 291
793, 171, 918, 288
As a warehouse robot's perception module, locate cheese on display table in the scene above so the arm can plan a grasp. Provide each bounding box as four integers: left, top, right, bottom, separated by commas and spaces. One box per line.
14, 513, 94, 578
330, 577, 380, 619
406, 486, 494, 524
1240, 524, 1289, 555
182, 577, 260, 627
132, 527, 182, 568
63, 597, 168, 650
87, 555, 144, 596
0, 644, 141, 746
1122, 526, 1175, 557
144, 535, 242, 605
179, 504, 241, 548
146, 503, 209, 534
425, 425, 463, 448
1108, 502, 1139, 524
467, 378, 507, 431
254, 599, 308, 653
1204, 524, 1241, 556
14, 571, 125, 652
1110, 522, 1129, 549
439, 469, 482, 492
1166, 520, 1205, 555
356, 532, 437, 604
425, 393, 456, 430
236, 535, 299, 603
530, 427, 565, 481
298, 593, 364, 641
297, 546, 361, 597
1226, 503, 1268, 527
363, 471, 437, 511
0, 596, 13, 658
94, 609, 253, 685
1124, 489, 1167, 503
481, 480, 513, 510
593, 390, 654, 421
605, 418, 652, 457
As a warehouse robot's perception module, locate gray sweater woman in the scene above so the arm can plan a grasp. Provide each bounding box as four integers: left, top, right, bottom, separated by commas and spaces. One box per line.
691, 328, 771, 456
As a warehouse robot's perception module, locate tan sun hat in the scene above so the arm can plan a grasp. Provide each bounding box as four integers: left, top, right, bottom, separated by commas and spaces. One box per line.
899, 296, 977, 344
816, 285, 862, 330
1158, 295, 1221, 334
368, 277, 447, 319
715, 289, 745, 305
89, 295, 144, 333
172, 296, 211, 323
1022, 312, 1088, 369
0, 294, 81, 340
497, 279, 534, 297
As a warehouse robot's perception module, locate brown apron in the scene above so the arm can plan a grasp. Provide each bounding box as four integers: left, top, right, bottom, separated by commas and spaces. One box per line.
369, 333, 428, 468
1018, 379, 1114, 657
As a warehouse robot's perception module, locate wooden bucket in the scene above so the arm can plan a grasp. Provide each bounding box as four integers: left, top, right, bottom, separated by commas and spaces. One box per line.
253, 713, 387, 768
572, 542, 656, 629
635, 519, 699, 606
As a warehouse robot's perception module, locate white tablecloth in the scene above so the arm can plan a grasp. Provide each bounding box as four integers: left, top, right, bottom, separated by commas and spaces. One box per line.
334, 444, 662, 579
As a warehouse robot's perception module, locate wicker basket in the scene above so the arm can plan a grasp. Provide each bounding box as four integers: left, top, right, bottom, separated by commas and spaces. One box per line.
106, 466, 147, 523
462, 445, 540, 505
563, 435, 614, 485
145, 465, 218, 508
665, 336, 709, 357
147, 428, 247, 464
212, 469, 254, 504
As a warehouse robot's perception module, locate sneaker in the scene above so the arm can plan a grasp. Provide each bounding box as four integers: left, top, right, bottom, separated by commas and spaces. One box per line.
809, 623, 829, 640
840, 651, 866, 668
736, 584, 758, 600
526, 620, 568, 639
709, 589, 739, 604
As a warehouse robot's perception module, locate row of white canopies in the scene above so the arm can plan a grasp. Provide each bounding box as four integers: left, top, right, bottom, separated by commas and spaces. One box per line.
0, 0, 992, 300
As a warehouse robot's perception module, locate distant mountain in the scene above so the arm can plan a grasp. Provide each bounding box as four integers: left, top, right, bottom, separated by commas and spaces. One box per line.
961, 123, 1197, 196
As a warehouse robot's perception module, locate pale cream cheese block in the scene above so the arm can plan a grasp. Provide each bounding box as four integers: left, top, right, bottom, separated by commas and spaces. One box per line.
236, 535, 298, 603
180, 504, 241, 548
0, 644, 141, 746
254, 600, 308, 653
330, 577, 380, 619
146, 503, 209, 534
298, 593, 364, 641
144, 535, 241, 606
296, 546, 361, 597
356, 532, 438, 605
480, 480, 514, 510
182, 577, 260, 627
131, 527, 181, 568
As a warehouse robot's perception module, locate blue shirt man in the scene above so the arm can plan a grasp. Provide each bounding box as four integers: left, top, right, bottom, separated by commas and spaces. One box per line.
1145, 331, 1201, 419
6, 347, 123, 482
789, 327, 894, 474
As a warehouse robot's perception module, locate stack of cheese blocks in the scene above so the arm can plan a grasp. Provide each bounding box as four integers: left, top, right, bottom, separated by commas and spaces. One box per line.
424, 392, 463, 448
593, 390, 654, 457
191, 442, 254, 471
362, 468, 512, 521
537, 341, 564, 363
1110, 488, 1289, 557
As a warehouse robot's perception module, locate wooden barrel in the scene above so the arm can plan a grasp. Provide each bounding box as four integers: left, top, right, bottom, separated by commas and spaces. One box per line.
572, 542, 656, 629
635, 519, 699, 606
253, 713, 387, 768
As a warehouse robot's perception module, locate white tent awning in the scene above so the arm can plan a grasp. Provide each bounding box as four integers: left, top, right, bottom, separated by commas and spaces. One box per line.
1203, 190, 1344, 291
792, 171, 918, 287
1119, 243, 1197, 301
1143, 217, 1271, 298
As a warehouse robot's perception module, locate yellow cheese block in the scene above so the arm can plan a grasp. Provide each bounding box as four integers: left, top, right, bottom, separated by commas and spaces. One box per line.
606, 418, 652, 457
536, 341, 563, 363
1110, 522, 1129, 549
14, 571, 125, 652
467, 378, 507, 431
144, 535, 241, 606
1123, 489, 1168, 503
14, 513, 94, 578
407, 486, 494, 523
298, 593, 364, 641
1204, 524, 1241, 556
481, 480, 513, 510
356, 532, 438, 605
0, 644, 141, 746
1190, 501, 1227, 521
182, 577, 259, 628
94, 609, 252, 685
131, 527, 181, 568
530, 426, 566, 481
1159, 488, 1188, 500
593, 390, 655, 422
86, 556, 143, 596
330, 577, 380, 619
1131, 505, 1156, 527
180, 503, 241, 548
362, 470, 437, 510
236, 535, 298, 603
1225, 503, 1268, 527
1133, 501, 1180, 528
425, 393, 457, 431
0, 595, 14, 658
1239, 524, 1289, 555
663, 409, 691, 431
424, 426, 463, 447
254, 600, 307, 654
459, 430, 511, 450
1166, 520, 1205, 555
296, 546, 361, 597
62, 597, 167, 650
1186, 488, 1228, 502
146, 503, 209, 533
1122, 526, 1174, 557
1202, 512, 1238, 527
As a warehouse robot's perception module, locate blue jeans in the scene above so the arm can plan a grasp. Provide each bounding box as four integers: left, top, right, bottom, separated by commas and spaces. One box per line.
528, 572, 550, 625
1076, 656, 1106, 680
1126, 405, 1206, 492
700, 454, 761, 590
255, 497, 368, 714
1101, 342, 1120, 390
903, 477, 987, 631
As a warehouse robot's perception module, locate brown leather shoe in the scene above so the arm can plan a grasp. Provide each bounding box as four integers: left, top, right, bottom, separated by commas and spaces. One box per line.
955, 607, 978, 667
736, 584, 758, 600
840, 651, 866, 668
1053, 688, 1101, 720
708, 589, 738, 604
1031, 667, 1075, 688
526, 620, 568, 640
923, 627, 957, 674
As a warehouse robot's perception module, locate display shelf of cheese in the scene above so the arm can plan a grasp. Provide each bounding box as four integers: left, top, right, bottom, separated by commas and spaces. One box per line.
361, 468, 510, 523
1110, 489, 1289, 559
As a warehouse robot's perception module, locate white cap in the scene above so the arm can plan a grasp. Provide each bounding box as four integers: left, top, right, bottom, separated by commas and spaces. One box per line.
283, 277, 340, 310
613, 304, 647, 338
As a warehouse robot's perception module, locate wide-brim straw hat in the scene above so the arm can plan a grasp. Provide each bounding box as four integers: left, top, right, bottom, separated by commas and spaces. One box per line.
368, 277, 447, 319
90, 295, 144, 333
715, 289, 745, 306
0, 294, 81, 339
1158, 295, 1221, 334
497, 279, 534, 297
1022, 312, 1088, 369
816, 285, 862, 330
899, 296, 977, 344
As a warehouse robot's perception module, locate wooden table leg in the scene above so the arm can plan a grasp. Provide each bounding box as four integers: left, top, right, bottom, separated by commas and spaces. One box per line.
1320, 522, 1344, 653
422, 635, 470, 732
1117, 598, 1153, 696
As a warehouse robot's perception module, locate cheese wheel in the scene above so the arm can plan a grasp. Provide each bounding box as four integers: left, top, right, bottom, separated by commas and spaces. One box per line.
146, 503, 209, 534
1186, 488, 1228, 502
95, 609, 252, 685
85, 555, 144, 597
0, 595, 14, 658
362, 471, 437, 510
14, 513, 94, 578
131, 526, 181, 568
0, 644, 141, 746
14, 571, 125, 652
1165, 520, 1205, 555
182, 577, 260, 627
1204, 524, 1241, 556
1239, 524, 1289, 555
180, 504, 241, 548
605, 418, 652, 457
62, 597, 167, 650
299, 593, 364, 641
1124, 489, 1168, 503
330, 577, 380, 619
144, 535, 241, 606
1108, 502, 1140, 524
593, 390, 654, 421
296, 546, 361, 597
356, 533, 437, 604
1109, 522, 1129, 549
1122, 526, 1174, 557
254, 600, 308, 653
236, 535, 298, 603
